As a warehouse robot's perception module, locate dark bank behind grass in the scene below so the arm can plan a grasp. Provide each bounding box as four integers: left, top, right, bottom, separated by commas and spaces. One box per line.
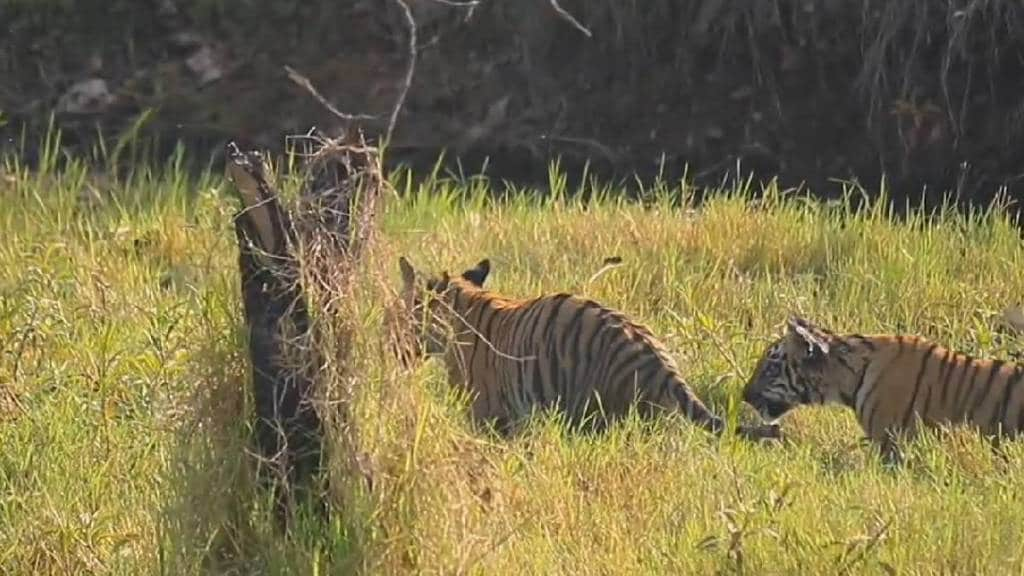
1, 152, 1024, 573
8, 0, 1024, 204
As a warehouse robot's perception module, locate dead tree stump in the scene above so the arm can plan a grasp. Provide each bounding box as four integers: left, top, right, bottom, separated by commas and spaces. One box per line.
225, 143, 324, 525
224, 133, 384, 528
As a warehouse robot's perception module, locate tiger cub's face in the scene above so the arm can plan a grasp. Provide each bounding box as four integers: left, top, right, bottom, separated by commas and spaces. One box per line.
743, 317, 836, 423
389, 256, 490, 365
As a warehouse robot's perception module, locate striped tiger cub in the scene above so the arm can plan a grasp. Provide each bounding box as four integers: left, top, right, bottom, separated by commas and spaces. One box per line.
391, 256, 776, 439
743, 316, 1024, 456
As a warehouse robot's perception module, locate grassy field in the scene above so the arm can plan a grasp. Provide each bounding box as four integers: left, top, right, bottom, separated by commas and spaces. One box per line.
2, 147, 1024, 575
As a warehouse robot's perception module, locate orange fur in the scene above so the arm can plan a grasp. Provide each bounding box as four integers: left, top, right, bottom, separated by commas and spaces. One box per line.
744, 317, 1024, 452
391, 257, 726, 435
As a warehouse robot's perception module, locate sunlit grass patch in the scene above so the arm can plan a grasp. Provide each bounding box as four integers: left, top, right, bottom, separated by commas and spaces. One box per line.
1, 142, 1023, 573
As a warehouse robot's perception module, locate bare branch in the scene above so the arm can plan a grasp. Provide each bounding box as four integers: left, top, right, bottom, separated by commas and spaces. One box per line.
427, 0, 480, 5
388, 0, 418, 144
286, 0, 481, 142
284, 65, 378, 122
548, 0, 592, 38
540, 133, 618, 162
285, 0, 481, 142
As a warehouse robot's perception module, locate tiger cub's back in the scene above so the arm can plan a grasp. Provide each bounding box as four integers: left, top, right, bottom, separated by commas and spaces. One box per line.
396, 257, 727, 436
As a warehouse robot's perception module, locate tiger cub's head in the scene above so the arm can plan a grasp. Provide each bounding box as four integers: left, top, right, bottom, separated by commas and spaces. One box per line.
387, 256, 491, 366
743, 316, 847, 423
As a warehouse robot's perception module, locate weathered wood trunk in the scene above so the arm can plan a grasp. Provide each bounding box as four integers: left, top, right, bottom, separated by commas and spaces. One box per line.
225, 143, 324, 525
224, 133, 384, 528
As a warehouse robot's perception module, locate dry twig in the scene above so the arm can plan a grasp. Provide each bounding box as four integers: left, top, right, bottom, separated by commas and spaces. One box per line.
388, 0, 418, 143
586, 256, 624, 285
282, 0, 482, 143
548, 0, 593, 38
284, 65, 377, 122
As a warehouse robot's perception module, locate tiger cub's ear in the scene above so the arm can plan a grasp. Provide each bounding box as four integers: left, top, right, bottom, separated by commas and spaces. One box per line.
461, 258, 491, 287
399, 256, 417, 288
787, 316, 831, 356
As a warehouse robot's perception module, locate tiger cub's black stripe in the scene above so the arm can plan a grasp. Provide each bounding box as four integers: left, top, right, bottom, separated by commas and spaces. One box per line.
744, 316, 1024, 453
395, 257, 727, 436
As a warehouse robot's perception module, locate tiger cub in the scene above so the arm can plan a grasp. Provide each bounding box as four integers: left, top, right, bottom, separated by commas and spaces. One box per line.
391, 256, 776, 439
743, 316, 1024, 456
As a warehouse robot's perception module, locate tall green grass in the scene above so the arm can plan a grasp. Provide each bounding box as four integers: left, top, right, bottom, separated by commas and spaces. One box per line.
1, 143, 1023, 574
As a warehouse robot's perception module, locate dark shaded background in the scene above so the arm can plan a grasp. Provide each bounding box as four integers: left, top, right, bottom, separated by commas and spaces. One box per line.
3, 0, 1024, 208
